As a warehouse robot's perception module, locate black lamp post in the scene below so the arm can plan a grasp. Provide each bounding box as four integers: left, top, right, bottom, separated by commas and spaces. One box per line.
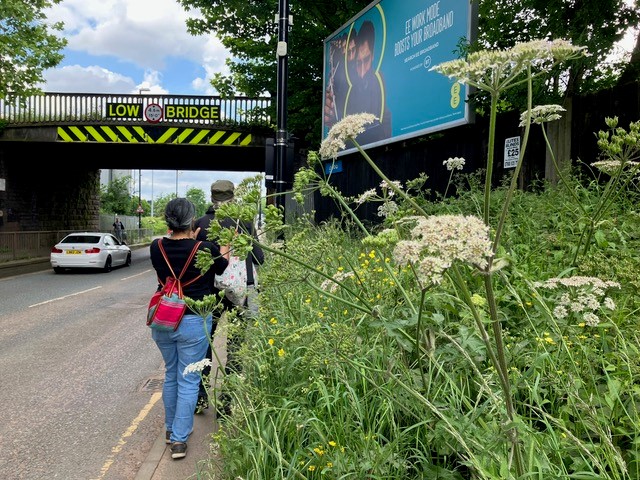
138, 169, 142, 229
274, 0, 290, 213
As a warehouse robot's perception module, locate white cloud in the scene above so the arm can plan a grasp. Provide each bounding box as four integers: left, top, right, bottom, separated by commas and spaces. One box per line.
134, 170, 262, 204
43, 65, 136, 93
43, 0, 229, 95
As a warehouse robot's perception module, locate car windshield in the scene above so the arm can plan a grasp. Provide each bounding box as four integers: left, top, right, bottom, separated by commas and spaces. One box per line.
61, 235, 101, 244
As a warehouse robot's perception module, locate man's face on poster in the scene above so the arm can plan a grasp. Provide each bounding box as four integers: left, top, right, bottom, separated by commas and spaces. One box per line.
347, 38, 357, 62
356, 41, 372, 79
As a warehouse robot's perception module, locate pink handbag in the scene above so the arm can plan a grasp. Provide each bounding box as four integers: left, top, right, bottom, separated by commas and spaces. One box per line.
147, 240, 201, 331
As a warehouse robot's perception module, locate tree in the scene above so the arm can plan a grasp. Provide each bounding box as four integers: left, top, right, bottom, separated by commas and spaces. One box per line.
0, 0, 67, 101
177, 0, 370, 147
152, 193, 177, 220
477, 0, 639, 105
100, 175, 133, 215
185, 187, 207, 217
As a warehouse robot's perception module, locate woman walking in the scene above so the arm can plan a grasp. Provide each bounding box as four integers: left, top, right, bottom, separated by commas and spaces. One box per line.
149, 198, 228, 459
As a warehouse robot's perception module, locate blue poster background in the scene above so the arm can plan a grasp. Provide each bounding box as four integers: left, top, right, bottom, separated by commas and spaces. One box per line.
322, 0, 474, 152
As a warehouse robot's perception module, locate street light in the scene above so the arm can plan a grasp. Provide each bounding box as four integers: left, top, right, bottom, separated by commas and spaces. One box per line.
138, 169, 142, 229
138, 87, 150, 95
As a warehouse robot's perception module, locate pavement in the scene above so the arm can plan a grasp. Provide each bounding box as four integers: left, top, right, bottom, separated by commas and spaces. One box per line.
0, 249, 225, 480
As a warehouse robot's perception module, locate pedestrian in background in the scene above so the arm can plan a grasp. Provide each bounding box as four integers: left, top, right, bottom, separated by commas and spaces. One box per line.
193, 179, 264, 416
149, 197, 228, 460
112, 217, 125, 243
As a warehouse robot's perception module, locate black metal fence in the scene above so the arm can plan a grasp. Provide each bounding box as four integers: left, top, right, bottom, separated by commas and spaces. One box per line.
0, 92, 272, 127
0, 229, 154, 263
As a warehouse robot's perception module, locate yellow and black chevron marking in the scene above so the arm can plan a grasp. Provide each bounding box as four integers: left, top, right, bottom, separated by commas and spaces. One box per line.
56, 125, 253, 146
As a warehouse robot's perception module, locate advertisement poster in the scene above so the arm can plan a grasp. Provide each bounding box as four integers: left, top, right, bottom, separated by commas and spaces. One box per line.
322, 0, 476, 154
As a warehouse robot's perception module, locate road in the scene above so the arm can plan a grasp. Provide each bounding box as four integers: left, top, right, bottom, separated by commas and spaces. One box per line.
0, 247, 166, 480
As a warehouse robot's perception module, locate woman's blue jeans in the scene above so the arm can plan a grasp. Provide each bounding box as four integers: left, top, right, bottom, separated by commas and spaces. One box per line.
152, 313, 212, 443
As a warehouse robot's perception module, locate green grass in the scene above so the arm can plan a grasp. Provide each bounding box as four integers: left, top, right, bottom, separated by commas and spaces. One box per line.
197, 170, 640, 479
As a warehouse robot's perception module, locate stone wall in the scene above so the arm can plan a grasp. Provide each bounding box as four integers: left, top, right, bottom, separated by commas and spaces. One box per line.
0, 142, 100, 232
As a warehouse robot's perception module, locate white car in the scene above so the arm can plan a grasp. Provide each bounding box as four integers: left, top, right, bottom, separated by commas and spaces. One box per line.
50, 232, 132, 273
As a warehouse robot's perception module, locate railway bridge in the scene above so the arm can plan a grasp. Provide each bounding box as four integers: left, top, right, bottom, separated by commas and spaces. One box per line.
0, 92, 286, 232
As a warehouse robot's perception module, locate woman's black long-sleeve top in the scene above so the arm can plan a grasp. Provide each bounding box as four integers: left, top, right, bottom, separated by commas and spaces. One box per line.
149, 238, 228, 313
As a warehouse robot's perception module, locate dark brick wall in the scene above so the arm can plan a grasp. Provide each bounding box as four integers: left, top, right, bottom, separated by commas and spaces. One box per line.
0, 142, 100, 231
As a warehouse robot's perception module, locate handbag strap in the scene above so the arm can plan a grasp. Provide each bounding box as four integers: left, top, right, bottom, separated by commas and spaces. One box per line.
157, 239, 203, 287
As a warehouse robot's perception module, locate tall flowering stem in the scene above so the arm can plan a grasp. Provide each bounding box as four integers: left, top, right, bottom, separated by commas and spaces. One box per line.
443, 157, 466, 198
319, 113, 429, 219
430, 39, 585, 477
522, 104, 587, 218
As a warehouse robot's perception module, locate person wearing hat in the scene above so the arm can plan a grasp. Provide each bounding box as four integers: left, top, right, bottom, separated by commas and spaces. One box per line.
193, 179, 264, 415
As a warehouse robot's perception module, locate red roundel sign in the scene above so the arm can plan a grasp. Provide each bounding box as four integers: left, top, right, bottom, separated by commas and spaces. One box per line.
144, 103, 163, 123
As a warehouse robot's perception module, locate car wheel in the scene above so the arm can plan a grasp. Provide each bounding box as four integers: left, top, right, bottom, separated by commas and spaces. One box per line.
103, 256, 113, 272
53, 267, 63, 274
125, 252, 132, 267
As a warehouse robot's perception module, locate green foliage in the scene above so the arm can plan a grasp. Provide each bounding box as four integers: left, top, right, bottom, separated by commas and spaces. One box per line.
151, 193, 177, 220
0, 0, 67, 101
185, 187, 207, 217
100, 175, 133, 215
206, 169, 640, 479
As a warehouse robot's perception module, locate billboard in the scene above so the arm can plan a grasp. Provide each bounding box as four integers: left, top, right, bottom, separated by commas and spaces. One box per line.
322, 0, 477, 154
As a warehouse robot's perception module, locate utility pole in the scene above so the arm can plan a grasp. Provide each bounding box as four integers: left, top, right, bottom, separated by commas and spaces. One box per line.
275, 0, 291, 213
137, 169, 142, 229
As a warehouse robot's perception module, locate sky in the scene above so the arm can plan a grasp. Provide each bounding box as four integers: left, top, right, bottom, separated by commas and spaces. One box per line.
41, 0, 265, 201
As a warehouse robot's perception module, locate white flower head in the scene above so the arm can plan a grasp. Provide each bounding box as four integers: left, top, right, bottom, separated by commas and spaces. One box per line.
443, 157, 466, 171
393, 214, 493, 286
583, 312, 600, 327
430, 39, 585, 94
320, 113, 377, 159
377, 200, 398, 218
519, 105, 566, 126
320, 270, 355, 293
355, 188, 377, 205
183, 358, 212, 376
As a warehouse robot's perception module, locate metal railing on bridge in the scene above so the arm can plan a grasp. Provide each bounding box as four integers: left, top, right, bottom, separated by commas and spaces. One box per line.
0, 92, 272, 128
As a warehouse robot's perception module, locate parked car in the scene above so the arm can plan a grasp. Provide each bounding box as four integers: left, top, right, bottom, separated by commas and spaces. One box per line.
50, 232, 132, 273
